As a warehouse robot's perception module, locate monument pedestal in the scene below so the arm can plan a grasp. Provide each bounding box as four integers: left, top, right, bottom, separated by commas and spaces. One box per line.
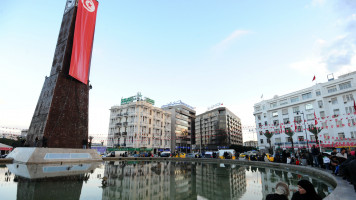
7, 147, 102, 164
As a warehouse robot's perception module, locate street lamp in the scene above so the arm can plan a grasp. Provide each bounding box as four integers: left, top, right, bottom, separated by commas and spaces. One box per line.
297, 111, 309, 152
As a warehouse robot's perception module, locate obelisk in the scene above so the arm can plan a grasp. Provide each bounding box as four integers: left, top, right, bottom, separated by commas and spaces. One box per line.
26, 0, 98, 148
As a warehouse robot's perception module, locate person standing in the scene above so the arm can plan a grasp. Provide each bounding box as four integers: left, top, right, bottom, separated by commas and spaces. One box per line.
292, 180, 322, 200
336, 148, 347, 159
82, 139, 87, 149
311, 145, 320, 167
266, 182, 289, 200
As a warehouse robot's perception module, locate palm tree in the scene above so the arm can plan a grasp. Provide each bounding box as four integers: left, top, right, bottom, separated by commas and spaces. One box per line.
285, 128, 295, 152
264, 130, 274, 154
308, 126, 323, 145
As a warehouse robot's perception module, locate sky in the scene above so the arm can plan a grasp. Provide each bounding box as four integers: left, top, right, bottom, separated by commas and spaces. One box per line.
1, 0, 355, 142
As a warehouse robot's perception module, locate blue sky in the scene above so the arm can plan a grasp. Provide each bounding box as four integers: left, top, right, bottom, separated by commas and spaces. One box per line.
1, 0, 355, 142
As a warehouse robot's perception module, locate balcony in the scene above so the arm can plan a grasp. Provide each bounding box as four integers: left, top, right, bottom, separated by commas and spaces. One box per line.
114, 132, 120, 137
123, 122, 128, 126
122, 112, 129, 116
117, 113, 122, 117
122, 132, 128, 136
116, 122, 122, 126
120, 143, 126, 147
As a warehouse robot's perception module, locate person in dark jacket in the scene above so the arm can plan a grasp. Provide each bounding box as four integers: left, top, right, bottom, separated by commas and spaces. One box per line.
292, 179, 322, 200
266, 182, 289, 200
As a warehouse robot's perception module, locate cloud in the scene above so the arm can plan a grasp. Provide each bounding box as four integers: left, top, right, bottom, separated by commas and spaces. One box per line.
212, 30, 250, 53
290, 3, 356, 78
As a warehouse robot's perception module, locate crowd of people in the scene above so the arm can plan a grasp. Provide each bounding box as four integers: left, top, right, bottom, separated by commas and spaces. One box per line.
263, 146, 356, 192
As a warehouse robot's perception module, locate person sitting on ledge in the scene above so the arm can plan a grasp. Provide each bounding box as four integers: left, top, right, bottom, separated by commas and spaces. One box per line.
266, 182, 289, 200
292, 179, 322, 200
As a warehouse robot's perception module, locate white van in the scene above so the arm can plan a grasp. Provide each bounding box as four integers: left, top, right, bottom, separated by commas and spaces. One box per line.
218, 149, 236, 159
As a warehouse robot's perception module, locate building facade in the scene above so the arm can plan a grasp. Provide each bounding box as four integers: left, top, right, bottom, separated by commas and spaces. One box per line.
254, 72, 356, 151
195, 107, 242, 151
243, 140, 258, 148
162, 101, 196, 153
107, 94, 171, 153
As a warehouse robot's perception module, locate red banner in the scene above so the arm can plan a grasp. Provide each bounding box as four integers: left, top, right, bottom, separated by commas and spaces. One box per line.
69, 0, 99, 84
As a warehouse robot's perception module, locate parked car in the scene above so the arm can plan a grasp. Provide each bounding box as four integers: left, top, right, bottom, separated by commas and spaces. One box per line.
174, 153, 186, 158
239, 153, 247, 158
265, 153, 274, 162
218, 149, 236, 159
203, 152, 213, 158
0, 154, 8, 158
160, 151, 171, 157
186, 153, 197, 158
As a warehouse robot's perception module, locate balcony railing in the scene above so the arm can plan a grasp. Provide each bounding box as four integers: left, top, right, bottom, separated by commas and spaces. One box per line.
123, 122, 128, 126
116, 122, 122, 126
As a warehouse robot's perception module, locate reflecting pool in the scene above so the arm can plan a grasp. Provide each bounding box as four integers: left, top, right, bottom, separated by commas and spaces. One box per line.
0, 161, 333, 200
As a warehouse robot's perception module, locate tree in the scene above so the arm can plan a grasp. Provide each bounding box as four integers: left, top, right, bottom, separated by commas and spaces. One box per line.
285, 128, 295, 152
264, 130, 274, 154
308, 126, 323, 145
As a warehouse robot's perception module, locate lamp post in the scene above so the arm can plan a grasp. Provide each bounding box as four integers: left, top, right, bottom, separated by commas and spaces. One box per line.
297, 111, 309, 152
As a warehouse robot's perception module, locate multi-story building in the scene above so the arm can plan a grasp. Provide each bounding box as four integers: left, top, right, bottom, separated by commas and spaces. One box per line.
254, 72, 356, 151
243, 140, 258, 148
107, 93, 171, 153
196, 163, 246, 199
195, 107, 242, 151
161, 101, 196, 153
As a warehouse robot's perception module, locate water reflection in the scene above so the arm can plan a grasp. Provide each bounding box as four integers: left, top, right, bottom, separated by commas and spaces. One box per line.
0, 162, 333, 200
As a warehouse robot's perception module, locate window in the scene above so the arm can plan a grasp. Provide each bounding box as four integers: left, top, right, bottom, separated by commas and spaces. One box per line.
294, 116, 302, 123
258, 123, 262, 128
285, 127, 291, 133
320, 111, 325, 118
343, 94, 354, 102
322, 122, 327, 128
270, 102, 277, 108
339, 81, 351, 90
316, 90, 321, 96
286, 137, 292, 142
302, 92, 312, 100
310, 135, 316, 141
345, 106, 355, 114
338, 132, 345, 139
327, 86, 337, 93
298, 136, 304, 141
275, 138, 281, 143
263, 113, 266, 118
331, 97, 338, 105
282, 109, 288, 115
265, 121, 268, 126
305, 104, 313, 110
348, 119, 356, 126
274, 129, 280, 134
293, 106, 299, 113
273, 120, 279, 126
351, 131, 356, 139
296, 126, 302, 132
260, 139, 264, 144
259, 131, 263, 135
255, 106, 261, 112
283, 118, 290, 124
272, 111, 278, 117
306, 114, 314, 121
317, 100, 323, 108
257, 115, 261, 120
291, 96, 299, 103
280, 99, 288, 106
336, 120, 342, 127
333, 109, 340, 117
324, 133, 329, 140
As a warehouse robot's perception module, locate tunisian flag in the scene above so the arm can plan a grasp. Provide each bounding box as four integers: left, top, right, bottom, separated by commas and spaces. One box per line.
314, 112, 318, 125
69, 0, 99, 84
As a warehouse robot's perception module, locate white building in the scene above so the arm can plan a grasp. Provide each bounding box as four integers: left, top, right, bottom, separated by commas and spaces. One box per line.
254, 72, 356, 152
107, 93, 171, 153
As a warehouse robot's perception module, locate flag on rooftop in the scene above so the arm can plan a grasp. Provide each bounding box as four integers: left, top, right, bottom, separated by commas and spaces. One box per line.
312, 75, 316, 81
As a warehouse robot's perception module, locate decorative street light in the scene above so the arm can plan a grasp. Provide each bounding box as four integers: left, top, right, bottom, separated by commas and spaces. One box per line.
297, 111, 309, 152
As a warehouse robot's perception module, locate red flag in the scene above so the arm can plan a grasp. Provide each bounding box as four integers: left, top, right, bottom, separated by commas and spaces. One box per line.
312, 75, 316, 81
69, 0, 99, 84
314, 112, 318, 125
